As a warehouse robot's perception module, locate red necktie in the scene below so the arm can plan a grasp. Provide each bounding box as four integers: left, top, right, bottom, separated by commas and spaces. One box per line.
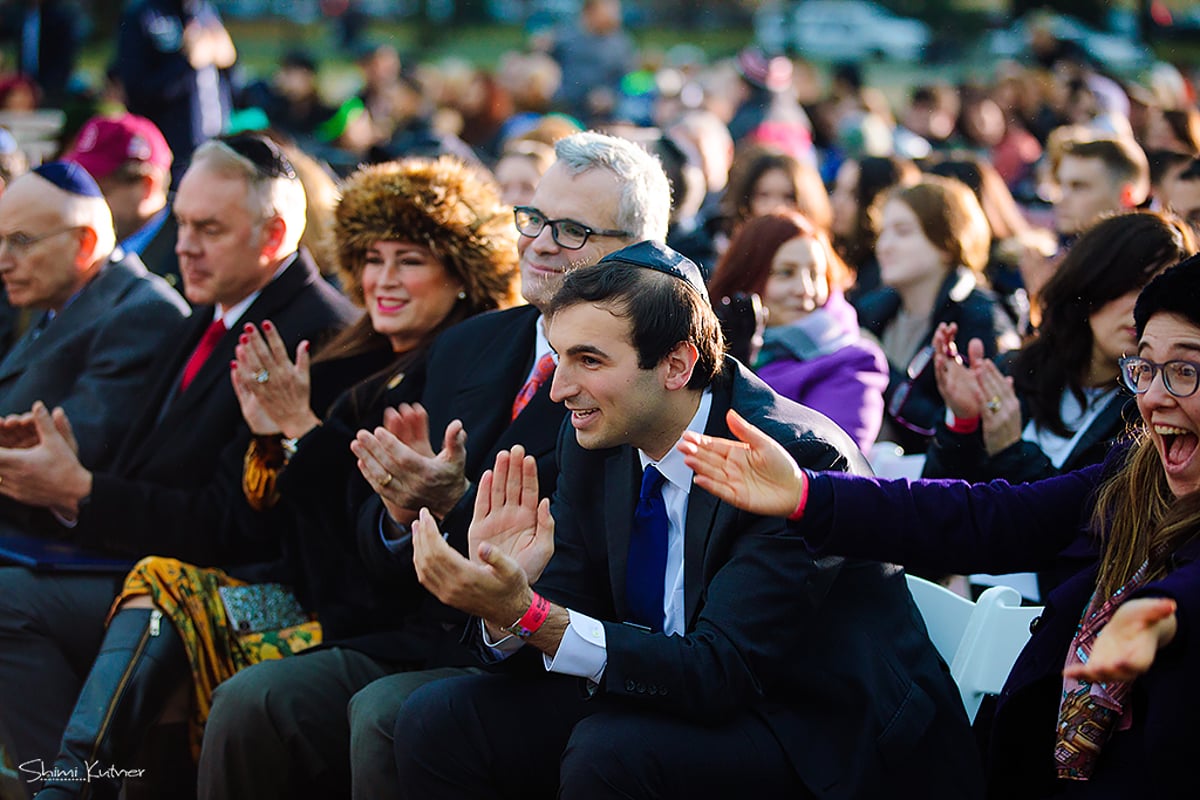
511, 353, 555, 421
179, 318, 227, 392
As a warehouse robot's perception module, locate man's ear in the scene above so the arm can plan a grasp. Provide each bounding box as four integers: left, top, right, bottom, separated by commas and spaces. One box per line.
661, 341, 699, 391
258, 215, 287, 261
74, 226, 98, 268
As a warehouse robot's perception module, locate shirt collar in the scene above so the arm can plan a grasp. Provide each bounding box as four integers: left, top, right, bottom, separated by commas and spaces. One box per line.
638, 389, 713, 495
215, 252, 295, 327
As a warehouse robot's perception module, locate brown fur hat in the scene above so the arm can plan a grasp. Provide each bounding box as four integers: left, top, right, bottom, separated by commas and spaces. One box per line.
334, 156, 521, 312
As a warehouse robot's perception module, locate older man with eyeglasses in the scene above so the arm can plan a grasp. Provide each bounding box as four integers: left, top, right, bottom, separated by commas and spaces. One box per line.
0, 162, 189, 481
0, 135, 356, 799
195, 130, 672, 800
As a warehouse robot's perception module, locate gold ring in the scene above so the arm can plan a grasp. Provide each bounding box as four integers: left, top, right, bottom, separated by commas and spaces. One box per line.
986, 397, 1001, 414
379, 473, 393, 489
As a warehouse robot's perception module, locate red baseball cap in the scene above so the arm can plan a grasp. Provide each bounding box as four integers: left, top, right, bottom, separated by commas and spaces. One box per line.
64, 114, 172, 181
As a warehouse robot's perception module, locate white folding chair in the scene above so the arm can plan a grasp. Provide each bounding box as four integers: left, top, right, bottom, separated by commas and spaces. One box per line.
905, 574, 1042, 722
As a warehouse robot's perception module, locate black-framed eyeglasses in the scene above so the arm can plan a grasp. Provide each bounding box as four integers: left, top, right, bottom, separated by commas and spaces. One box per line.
217, 133, 297, 180
1118, 356, 1200, 398
0, 226, 83, 257
513, 206, 630, 250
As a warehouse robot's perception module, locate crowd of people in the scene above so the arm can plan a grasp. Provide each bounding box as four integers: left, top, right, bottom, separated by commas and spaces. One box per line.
0, 1, 1198, 798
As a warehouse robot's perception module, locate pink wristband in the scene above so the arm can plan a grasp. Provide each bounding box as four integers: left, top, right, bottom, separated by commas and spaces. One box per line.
503, 591, 551, 639
947, 414, 980, 434
787, 471, 810, 521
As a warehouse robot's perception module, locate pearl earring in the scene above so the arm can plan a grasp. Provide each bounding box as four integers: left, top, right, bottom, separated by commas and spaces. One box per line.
457, 290, 467, 300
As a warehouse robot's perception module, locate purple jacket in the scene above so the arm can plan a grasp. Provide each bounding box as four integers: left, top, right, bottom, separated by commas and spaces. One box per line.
756, 292, 888, 453
799, 452, 1200, 798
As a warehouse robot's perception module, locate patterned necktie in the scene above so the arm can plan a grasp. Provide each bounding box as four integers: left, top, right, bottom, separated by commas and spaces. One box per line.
179, 318, 227, 392
626, 465, 669, 632
511, 353, 556, 421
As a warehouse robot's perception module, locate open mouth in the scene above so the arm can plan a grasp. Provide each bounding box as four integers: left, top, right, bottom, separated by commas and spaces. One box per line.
1156, 424, 1199, 469
569, 408, 598, 426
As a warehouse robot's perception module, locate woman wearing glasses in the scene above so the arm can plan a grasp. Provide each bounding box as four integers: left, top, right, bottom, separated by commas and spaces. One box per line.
856, 176, 1019, 456
34, 156, 520, 799
678, 252, 1200, 798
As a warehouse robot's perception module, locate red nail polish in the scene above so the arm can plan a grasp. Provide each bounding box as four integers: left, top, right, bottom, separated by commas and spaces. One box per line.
263, 321, 272, 331
240, 335, 248, 344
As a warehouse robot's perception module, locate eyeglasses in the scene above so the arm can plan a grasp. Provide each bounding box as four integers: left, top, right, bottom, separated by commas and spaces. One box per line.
0, 226, 82, 257
1118, 356, 1200, 398
217, 134, 297, 180
513, 206, 631, 251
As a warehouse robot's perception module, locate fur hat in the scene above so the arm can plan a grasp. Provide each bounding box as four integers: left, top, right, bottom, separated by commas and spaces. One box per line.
334, 156, 520, 312
1135, 252, 1200, 338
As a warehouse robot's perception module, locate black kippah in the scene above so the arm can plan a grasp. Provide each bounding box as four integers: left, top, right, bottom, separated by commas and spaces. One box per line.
596, 241, 709, 303
32, 162, 104, 198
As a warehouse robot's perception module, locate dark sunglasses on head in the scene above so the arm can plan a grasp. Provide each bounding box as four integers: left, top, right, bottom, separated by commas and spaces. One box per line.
217, 134, 297, 180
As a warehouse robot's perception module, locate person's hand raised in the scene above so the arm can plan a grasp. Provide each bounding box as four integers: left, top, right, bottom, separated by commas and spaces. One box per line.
232, 321, 319, 440
678, 409, 806, 518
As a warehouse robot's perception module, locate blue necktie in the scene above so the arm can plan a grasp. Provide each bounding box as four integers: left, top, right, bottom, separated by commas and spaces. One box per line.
626, 465, 669, 632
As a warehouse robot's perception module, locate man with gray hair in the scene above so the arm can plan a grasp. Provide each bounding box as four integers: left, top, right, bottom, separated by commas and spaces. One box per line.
0, 162, 188, 477
0, 134, 354, 798
197, 130, 672, 800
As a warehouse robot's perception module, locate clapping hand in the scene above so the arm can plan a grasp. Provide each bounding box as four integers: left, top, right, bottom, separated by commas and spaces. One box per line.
677, 409, 806, 517
231, 321, 319, 439
932, 322, 985, 420
976, 361, 1021, 455
351, 403, 470, 523
410, 446, 555, 629
0, 403, 90, 516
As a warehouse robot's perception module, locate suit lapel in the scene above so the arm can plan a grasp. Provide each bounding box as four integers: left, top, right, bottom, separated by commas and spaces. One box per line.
0, 262, 128, 383
683, 376, 735, 625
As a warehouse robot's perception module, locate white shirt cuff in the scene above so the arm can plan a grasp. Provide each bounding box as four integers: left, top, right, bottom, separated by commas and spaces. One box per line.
479, 618, 523, 662
544, 609, 606, 683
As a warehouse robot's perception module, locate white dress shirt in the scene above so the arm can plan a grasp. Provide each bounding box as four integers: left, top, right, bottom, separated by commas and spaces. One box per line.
485, 390, 714, 685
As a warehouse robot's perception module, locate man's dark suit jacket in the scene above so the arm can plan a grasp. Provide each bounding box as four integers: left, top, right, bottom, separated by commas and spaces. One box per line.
59, 250, 356, 566
533, 360, 982, 799
348, 303, 568, 664
0, 251, 189, 471
801, 450, 1200, 798
136, 211, 182, 293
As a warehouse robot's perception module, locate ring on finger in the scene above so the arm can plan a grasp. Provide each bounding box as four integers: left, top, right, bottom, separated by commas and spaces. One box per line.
986, 396, 1001, 414
255, 370, 270, 384
379, 473, 394, 489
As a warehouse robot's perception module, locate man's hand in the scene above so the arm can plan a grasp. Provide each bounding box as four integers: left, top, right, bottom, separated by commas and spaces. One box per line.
0, 406, 78, 451
0, 403, 92, 516
469, 446, 555, 583
412, 506, 533, 630
678, 409, 806, 517
1063, 597, 1178, 683
350, 403, 470, 520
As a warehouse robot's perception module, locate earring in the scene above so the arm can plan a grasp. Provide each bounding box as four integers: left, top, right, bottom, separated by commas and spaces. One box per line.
457, 290, 466, 300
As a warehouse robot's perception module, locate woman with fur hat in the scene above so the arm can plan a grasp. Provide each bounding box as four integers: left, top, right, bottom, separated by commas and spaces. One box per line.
34, 156, 519, 800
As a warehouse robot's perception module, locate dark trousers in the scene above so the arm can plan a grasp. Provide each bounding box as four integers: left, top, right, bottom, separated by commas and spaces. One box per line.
198, 646, 477, 800
0, 568, 122, 797
392, 672, 811, 800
